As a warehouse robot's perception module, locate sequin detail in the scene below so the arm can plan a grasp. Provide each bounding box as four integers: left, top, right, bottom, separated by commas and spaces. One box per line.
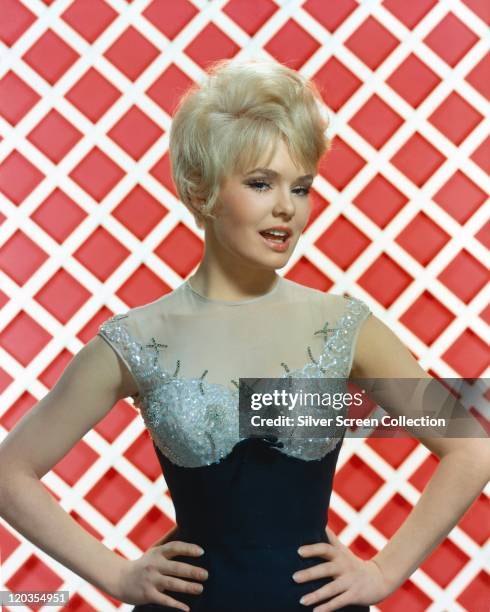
98, 297, 371, 468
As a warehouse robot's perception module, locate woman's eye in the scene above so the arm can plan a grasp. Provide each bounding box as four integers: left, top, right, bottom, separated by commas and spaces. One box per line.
248, 181, 271, 192
247, 181, 310, 196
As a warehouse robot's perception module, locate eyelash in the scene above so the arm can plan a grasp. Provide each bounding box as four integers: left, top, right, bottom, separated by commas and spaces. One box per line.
247, 181, 311, 197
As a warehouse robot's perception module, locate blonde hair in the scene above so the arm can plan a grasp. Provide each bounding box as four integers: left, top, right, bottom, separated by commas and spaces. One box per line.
169, 58, 332, 227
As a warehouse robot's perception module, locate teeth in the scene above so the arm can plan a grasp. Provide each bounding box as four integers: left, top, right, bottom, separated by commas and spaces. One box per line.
263, 230, 288, 236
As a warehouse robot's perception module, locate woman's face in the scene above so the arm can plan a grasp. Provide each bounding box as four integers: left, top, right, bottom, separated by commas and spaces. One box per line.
204, 139, 314, 270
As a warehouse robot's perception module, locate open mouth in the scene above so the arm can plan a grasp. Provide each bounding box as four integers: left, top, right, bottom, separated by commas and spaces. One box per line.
258, 231, 292, 251
259, 231, 289, 243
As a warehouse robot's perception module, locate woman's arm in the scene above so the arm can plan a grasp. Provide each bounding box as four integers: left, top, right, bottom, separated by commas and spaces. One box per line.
0, 334, 140, 598
351, 314, 490, 591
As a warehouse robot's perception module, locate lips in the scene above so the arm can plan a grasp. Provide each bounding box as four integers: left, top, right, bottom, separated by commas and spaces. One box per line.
258, 231, 291, 252
259, 226, 293, 238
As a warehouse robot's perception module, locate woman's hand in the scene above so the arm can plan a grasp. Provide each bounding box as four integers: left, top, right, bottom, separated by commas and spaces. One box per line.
292, 527, 393, 611
114, 541, 209, 611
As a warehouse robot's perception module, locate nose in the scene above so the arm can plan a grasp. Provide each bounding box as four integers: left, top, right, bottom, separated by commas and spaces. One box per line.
273, 184, 296, 219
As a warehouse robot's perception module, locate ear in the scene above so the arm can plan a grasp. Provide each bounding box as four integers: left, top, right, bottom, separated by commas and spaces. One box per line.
188, 198, 206, 229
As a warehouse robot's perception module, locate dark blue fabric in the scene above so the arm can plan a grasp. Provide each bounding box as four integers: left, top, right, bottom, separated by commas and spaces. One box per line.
132, 436, 370, 612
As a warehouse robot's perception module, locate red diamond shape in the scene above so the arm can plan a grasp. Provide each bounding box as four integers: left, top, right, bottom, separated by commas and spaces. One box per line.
379, 580, 432, 610
0, 312, 52, 367
31, 188, 87, 244
421, 538, 470, 588
74, 226, 130, 282
128, 505, 174, 549
349, 94, 403, 149
264, 19, 321, 70
470, 135, 489, 174
0, 0, 35, 46
399, 292, 455, 346
457, 570, 490, 611
146, 63, 195, 116
61, 0, 117, 43
353, 174, 408, 229
318, 136, 366, 190
424, 12, 479, 67
458, 493, 490, 546
149, 151, 176, 194
107, 106, 163, 160
303, 0, 357, 33
386, 53, 441, 108
0, 366, 13, 398
69, 147, 124, 202
287, 258, 334, 293
53, 439, 99, 486
0, 71, 40, 126
0, 521, 19, 560
27, 109, 83, 164
223, 0, 277, 36
396, 212, 451, 265
372, 493, 412, 538
1, 391, 36, 431
113, 185, 168, 240
345, 16, 399, 70
65, 67, 121, 122
433, 170, 486, 224
117, 265, 171, 308
7, 554, 63, 594
315, 216, 371, 270
462, 0, 490, 24
22, 29, 79, 85
429, 91, 484, 146
184, 22, 240, 70
34, 269, 91, 324
409, 454, 438, 492
475, 220, 490, 250
0, 150, 44, 205
93, 391, 137, 443
358, 254, 413, 307
442, 328, 489, 377
155, 223, 203, 276
125, 432, 166, 482
38, 348, 73, 390
313, 57, 362, 112
104, 26, 159, 81
466, 52, 490, 101
304, 189, 328, 230
85, 467, 140, 525
0, 230, 48, 284
391, 132, 446, 186
438, 249, 489, 303
335, 455, 384, 510
383, 0, 437, 29
143, 0, 198, 40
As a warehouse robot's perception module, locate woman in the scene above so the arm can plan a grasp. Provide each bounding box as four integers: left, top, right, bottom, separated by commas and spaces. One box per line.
0, 59, 488, 612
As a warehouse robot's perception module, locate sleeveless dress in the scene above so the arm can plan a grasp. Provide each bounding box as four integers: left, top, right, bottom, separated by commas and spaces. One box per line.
97, 275, 372, 612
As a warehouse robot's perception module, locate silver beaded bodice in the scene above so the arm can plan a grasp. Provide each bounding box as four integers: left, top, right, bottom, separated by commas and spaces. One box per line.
98, 277, 371, 468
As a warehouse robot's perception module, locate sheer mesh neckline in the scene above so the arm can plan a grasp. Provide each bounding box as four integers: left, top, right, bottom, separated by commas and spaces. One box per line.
184, 275, 283, 306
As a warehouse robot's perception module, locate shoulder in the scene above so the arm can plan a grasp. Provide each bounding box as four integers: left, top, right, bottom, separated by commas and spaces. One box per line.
98, 283, 185, 332
280, 277, 344, 306
351, 310, 428, 379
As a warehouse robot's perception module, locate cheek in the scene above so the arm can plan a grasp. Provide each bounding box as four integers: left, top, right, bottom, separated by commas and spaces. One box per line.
222, 195, 264, 227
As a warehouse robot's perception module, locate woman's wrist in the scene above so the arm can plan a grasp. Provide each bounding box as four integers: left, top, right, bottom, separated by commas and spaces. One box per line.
369, 554, 404, 593
103, 553, 130, 600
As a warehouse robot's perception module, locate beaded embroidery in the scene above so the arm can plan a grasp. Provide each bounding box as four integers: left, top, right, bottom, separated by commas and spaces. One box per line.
98, 296, 371, 468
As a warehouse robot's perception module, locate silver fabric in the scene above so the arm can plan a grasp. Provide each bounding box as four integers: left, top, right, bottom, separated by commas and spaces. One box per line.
98, 276, 371, 468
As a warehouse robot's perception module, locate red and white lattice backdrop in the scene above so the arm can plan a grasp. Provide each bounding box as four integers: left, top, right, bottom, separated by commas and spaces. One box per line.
0, 0, 489, 610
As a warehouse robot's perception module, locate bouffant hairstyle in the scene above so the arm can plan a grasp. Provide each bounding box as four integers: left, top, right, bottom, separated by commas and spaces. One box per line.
169, 58, 332, 228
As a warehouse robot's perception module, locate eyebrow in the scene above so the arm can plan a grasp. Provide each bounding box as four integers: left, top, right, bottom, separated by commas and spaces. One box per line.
245, 167, 314, 182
